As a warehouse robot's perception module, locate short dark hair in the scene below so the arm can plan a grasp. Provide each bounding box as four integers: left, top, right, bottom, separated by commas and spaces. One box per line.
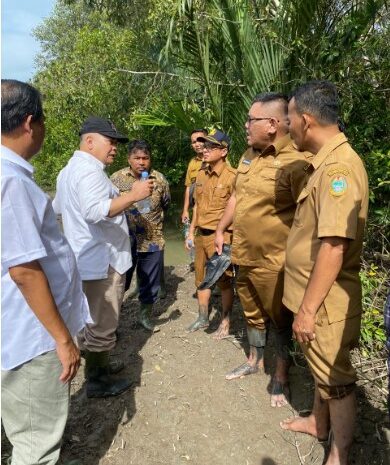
251, 92, 288, 115
127, 139, 151, 156
291, 80, 339, 125
190, 128, 208, 137
252, 92, 288, 106
1, 80, 43, 134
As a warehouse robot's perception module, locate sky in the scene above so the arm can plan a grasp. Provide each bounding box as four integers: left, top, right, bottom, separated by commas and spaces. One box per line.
1, 0, 55, 82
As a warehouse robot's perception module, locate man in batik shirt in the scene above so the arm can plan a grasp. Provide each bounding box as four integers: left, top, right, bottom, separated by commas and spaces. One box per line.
111, 140, 170, 331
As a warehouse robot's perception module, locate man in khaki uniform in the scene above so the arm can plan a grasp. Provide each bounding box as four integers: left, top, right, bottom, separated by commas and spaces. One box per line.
280, 81, 368, 465
215, 93, 312, 407
181, 128, 208, 224
185, 129, 236, 338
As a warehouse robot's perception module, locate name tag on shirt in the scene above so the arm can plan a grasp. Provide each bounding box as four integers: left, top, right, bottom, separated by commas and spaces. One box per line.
242, 159, 251, 165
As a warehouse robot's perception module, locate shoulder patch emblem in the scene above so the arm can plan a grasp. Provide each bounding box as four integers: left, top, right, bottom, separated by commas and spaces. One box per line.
327, 167, 349, 177
330, 175, 348, 196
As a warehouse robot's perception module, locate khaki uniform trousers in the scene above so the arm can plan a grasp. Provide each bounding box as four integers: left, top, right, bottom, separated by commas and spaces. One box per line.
1, 351, 69, 465
299, 305, 361, 400
236, 266, 292, 331
78, 266, 126, 352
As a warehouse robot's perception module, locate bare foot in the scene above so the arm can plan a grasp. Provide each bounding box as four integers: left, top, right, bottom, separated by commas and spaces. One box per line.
280, 414, 329, 440
212, 318, 230, 340
225, 359, 264, 380
270, 379, 290, 408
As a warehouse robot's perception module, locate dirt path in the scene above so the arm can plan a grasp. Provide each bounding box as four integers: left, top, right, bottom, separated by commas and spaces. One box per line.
57, 266, 388, 465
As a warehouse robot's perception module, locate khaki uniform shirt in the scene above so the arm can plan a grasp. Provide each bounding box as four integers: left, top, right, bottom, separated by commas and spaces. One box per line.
185, 156, 203, 187
110, 168, 170, 253
283, 133, 369, 323
232, 134, 312, 270
195, 162, 236, 231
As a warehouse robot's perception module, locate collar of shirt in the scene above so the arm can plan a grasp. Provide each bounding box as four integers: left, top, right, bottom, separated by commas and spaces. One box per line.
73, 150, 106, 170
311, 132, 348, 170
261, 134, 291, 158
206, 161, 227, 177
1, 145, 34, 177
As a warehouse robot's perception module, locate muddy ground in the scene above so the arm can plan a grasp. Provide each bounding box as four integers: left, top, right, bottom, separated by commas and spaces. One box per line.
2, 265, 389, 465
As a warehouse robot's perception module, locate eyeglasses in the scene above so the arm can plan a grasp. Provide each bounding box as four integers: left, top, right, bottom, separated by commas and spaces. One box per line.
246, 116, 279, 124
203, 144, 222, 152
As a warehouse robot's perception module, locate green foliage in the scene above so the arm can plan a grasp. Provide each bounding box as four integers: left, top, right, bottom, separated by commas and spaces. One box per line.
31, 0, 390, 357
359, 263, 388, 355
32, 0, 193, 189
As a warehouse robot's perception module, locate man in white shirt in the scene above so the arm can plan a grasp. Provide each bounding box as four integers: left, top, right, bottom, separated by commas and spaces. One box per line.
53, 116, 153, 398
1, 80, 90, 464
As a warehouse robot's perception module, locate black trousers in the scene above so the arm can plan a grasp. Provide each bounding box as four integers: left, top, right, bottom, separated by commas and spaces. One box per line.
126, 248, 164, 305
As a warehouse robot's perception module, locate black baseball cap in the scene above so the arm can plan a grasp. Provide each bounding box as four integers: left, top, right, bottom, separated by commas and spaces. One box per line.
197, 128, 231, 149
79, 116, 129, 143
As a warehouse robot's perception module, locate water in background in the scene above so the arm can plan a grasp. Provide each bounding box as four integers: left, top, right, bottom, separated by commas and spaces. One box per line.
164, 185, 191, 266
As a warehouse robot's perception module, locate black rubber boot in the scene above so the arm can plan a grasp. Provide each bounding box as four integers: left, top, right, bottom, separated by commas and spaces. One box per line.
85, 351, 131, 398
139, 303, 155, 331
109, 359, 125, 374
81, 350, 124, 374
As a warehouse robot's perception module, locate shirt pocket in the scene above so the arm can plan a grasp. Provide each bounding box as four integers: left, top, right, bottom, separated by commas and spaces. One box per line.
249, 167, 283, 198
293, 188, 310, 228
212, 186, 229, 209
237, 163, 251, 175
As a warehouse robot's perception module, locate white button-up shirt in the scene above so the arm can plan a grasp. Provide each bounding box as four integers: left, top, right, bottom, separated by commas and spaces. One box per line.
1, 146, 91, 370
52, 150, 132, 280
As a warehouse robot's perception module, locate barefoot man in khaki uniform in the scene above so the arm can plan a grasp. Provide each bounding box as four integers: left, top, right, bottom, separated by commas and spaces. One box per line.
215, 93, 312, 407
280, 81, 368, 465
185, 129, 236, 338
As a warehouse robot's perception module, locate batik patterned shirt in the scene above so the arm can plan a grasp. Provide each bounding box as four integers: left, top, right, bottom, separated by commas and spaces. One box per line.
110, 167, 170, 252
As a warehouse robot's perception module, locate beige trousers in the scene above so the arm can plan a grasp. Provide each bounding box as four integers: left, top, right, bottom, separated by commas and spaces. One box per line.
236, 265, 292, 331
1, 351, 69, 465
79, 266, 126, 352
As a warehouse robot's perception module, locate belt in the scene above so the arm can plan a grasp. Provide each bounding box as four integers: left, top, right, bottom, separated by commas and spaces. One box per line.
198, 228, 215, 236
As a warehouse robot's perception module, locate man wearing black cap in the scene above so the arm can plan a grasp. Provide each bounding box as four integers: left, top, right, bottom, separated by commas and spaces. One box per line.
185, 129, 236, 338
53, 116, 153, 398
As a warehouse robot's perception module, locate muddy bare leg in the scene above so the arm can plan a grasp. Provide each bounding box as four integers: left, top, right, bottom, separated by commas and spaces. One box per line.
271, 357, 290, 407
213, 286, 234, 340
225, 326, 266, 380
187, 289, 210, 332
280, 384, 330, 439
325, 391, 356, 465
271, 324, 292, 407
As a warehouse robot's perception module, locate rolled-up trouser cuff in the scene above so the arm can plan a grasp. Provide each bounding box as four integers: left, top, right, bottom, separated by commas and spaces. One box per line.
318, 382, 356, 400
247, 326, 267, 348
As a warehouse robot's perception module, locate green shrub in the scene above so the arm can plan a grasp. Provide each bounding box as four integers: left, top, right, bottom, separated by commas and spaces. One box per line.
359, 262, 388, 356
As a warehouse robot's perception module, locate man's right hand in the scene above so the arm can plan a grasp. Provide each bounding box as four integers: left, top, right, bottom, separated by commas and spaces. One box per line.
131, 179, 154, 202
185, 233, 194, 251
56, 339, 81, 383
181, 211, 189, 224
214, 230, 224, 255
